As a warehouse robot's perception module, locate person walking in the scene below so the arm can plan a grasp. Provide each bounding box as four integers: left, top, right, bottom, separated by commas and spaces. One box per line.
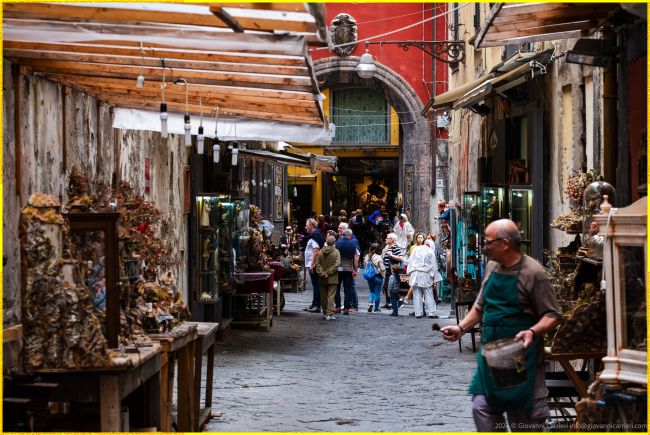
408, 233, 438, 318
335, 228, 360, 315
392, 213, 415, 255
314, 235, 340, 321
302, 218, 325, 313
363, 243, 385, 312
387, 264, 401, 316
381, 233, 403, 309
441, 219, 561, 432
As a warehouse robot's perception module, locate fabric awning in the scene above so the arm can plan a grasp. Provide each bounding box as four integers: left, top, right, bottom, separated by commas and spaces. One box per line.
112, 108, 333, 145
424, 49, 554, 114
475, 3, 621, 48
422, 73, 496, 114
236, 148, 337, 173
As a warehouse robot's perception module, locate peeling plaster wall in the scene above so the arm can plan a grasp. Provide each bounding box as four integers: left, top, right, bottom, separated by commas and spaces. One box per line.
544, 39, 589, 251
3, 63, 189, 327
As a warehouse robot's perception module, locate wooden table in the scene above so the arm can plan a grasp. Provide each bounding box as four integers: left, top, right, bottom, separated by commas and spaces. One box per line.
545, 348, 606, 398
150, 324, 198, 431
186, 321, 219, 431
33, 345, 162, 431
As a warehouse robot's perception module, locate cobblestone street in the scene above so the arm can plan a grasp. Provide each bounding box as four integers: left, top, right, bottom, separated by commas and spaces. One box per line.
205, 276, 478, 432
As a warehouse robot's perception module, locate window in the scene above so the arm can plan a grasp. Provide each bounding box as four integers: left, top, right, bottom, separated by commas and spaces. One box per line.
331, 88, 390, 145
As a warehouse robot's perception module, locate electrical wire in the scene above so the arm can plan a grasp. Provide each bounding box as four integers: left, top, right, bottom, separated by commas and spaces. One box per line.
312, 3, 468, 52
355, 5, 440, 25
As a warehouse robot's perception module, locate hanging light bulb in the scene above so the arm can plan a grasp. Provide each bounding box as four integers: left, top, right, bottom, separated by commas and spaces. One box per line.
196, 97, 205, 154
174, 78, 192, 147
136, 42, 145, 88
160, 61, 168, 138
231, 146, 238, 166
231, 120, 238, 165
184, 114, 191, 147
212, 143, 220, 163
160, 102, 168, 138
212, 106, 220, 163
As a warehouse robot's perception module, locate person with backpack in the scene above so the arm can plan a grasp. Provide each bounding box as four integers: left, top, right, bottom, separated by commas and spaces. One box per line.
363, 243, 385, 312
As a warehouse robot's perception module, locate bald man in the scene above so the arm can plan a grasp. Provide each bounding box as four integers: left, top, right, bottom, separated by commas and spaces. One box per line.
442, 219, 561, 432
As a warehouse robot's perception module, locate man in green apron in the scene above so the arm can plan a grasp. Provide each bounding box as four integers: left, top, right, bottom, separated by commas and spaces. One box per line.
442, 219, 561, 431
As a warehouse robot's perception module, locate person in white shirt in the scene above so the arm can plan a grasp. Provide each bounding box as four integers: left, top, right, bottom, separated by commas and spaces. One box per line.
408, 233, 439, 318
392, 213, 415, 253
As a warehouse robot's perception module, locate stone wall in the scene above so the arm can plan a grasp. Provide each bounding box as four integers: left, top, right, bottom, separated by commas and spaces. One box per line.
3, 62, 189, 327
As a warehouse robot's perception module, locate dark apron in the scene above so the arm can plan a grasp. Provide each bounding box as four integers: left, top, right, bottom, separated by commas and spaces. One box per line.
469, 256, 539, 413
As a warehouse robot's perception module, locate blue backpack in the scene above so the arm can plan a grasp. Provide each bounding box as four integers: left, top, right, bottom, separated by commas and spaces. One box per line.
362, 261, 378, 280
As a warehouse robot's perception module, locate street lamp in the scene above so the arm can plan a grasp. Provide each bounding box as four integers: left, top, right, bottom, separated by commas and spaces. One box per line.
355, 40, 465, 79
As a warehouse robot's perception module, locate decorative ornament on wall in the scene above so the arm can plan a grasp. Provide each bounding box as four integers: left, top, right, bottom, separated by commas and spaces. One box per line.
329, 13, 358, 57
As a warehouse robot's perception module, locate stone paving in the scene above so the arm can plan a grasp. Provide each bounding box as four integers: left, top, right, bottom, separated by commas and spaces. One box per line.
204, 274, 478, 432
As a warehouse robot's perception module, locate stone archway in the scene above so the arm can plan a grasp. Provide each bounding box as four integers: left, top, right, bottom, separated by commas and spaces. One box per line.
314, 56, 432, 230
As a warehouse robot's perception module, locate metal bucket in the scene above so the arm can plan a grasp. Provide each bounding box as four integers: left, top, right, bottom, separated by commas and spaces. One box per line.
481, 337, 527, 389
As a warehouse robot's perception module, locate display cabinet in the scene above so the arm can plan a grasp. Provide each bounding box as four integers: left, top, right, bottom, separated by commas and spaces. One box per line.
461, 192, 480, 282
231, 198, 251, 272
65, 212, 121, 348
508, 186, 533, 257
192, 194, 231, 322
479, 185, 506, 271
594, 197, 646, 385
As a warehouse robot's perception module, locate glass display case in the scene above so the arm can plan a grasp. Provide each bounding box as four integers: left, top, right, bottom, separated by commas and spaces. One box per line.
595, 197, 646, 385
479, 185, 506, 271
231, 198, 251, 272
461, 192, 480, 282
508, 186, 533, 257
192, 193, 233, 322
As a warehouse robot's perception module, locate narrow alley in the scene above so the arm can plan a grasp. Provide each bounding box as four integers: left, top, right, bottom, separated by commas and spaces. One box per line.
205, 277, 477, 432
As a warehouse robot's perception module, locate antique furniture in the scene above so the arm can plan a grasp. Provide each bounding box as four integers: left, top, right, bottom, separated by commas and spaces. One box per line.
594, 197, 647, 385
186, 322, 219, 431
65, 212, 121, 348
150, 324, 198, 432
232, 272, 273, 331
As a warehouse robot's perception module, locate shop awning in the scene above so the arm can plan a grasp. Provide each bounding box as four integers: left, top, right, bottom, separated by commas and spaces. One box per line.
474, 3, 621, 48
3, 2, 328, 127
113, 108, 333, 145
424, 49, 554, 114
236, 148, 337, 173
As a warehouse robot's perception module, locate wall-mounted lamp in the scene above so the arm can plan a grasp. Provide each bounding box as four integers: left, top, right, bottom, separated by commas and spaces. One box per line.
174, 78, 192, 147
355, 40, 465, 79
355, 48, 376, 79
136, 42, 145, 88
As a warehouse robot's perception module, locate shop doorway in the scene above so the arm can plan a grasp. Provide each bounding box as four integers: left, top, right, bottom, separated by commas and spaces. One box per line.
290, 185, 313, 231
326, 158, 399, 218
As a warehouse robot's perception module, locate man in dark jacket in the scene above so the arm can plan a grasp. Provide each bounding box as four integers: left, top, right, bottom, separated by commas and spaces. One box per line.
303, 218, 325, 312
335, 229, 360, 315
